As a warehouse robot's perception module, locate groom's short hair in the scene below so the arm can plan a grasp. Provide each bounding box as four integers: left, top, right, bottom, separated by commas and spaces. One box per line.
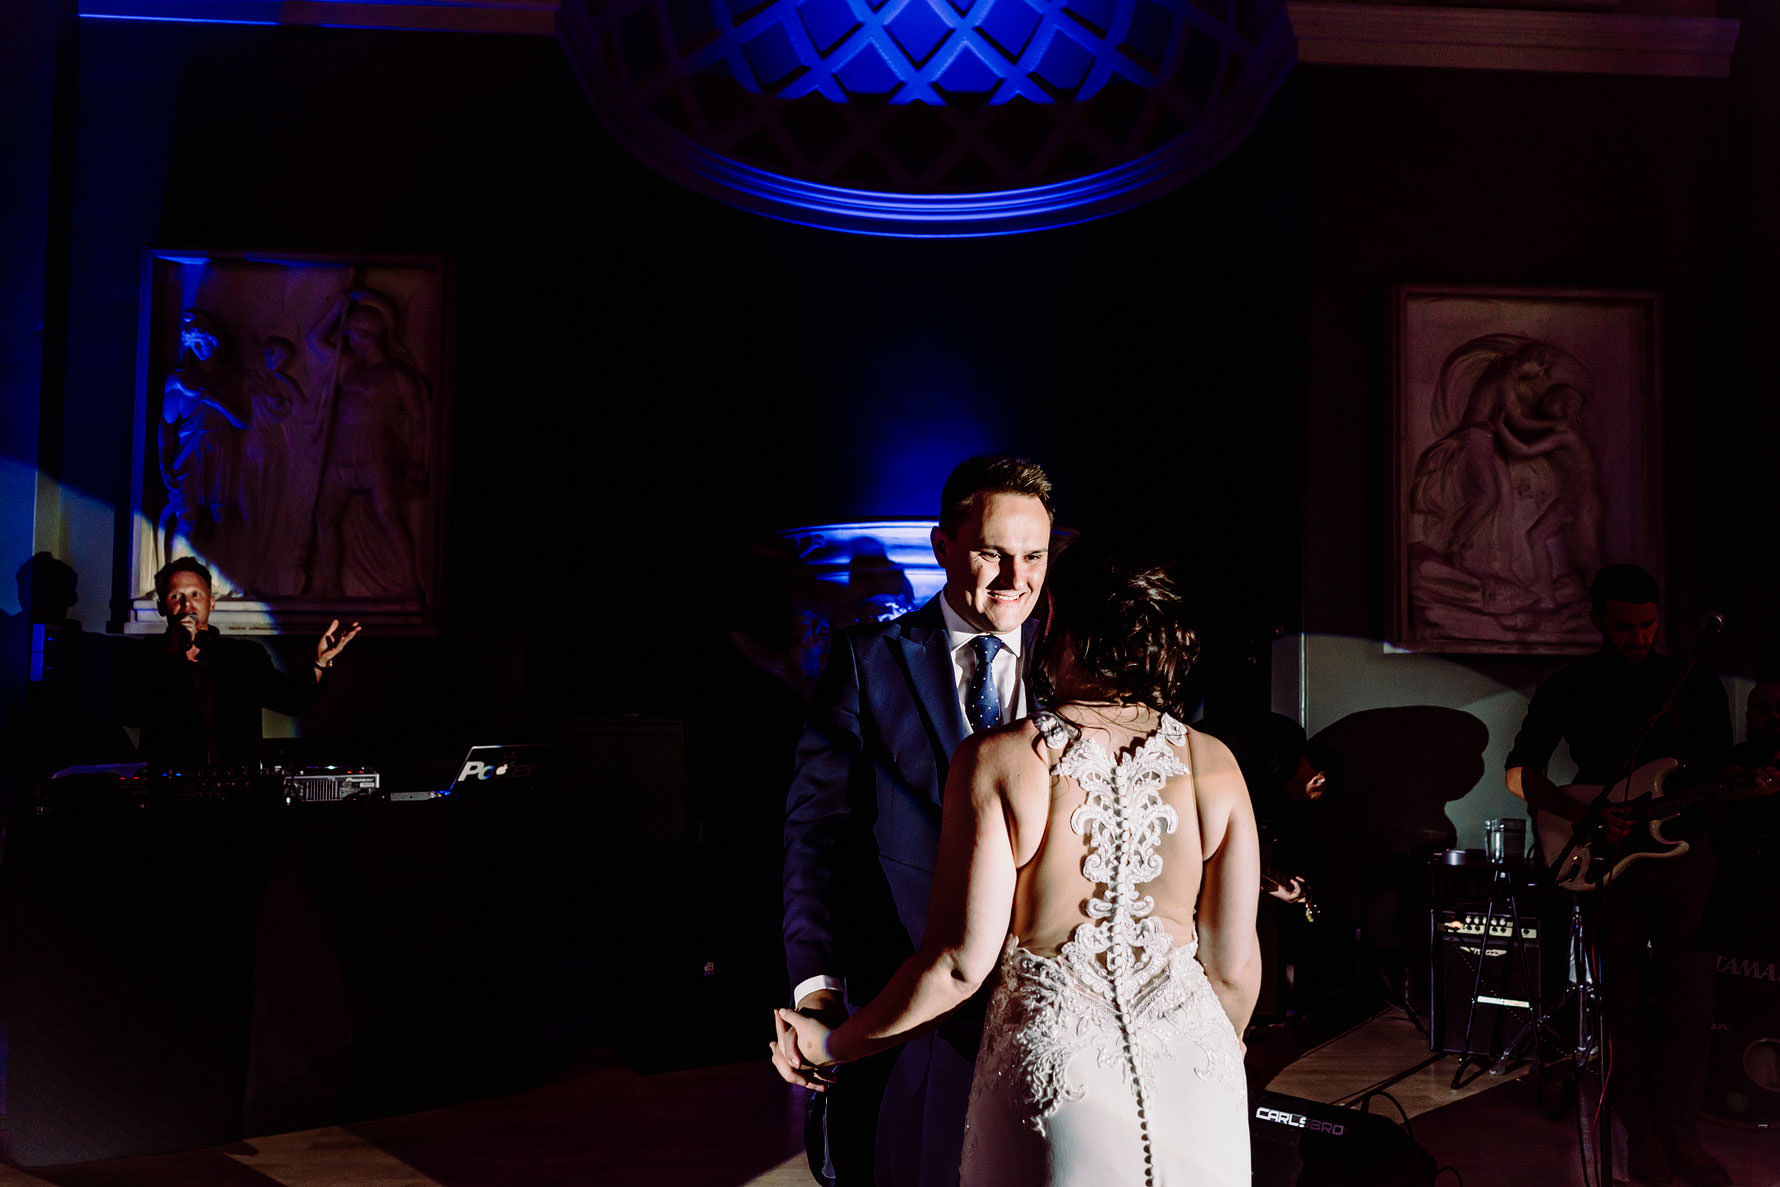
938, 455, 1054, 535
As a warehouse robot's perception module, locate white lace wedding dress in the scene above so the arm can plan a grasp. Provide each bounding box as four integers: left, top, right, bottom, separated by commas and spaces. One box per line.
959, 711, 1250, 1187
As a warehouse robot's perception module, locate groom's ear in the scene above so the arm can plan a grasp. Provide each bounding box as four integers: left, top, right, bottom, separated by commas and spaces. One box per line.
931, 524, 950, 566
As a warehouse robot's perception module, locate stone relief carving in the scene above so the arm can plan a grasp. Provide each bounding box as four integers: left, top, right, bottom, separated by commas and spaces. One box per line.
1408, 334, 1604, 642
1394, 285, 1664, 656
159, 309, 249, 587
305, 290, 430, 600
132, 254, 447, 634
237, 335, 306, 597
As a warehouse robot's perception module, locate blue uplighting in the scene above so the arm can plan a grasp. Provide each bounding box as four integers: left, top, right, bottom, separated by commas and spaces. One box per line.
566, 0, 1294, 235
679, 131, 1229, 237
691, 0, 1206, 105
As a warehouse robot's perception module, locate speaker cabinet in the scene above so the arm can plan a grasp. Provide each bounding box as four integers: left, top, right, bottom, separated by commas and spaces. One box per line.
1705, 954, 1780, 1127
1250, 1089, 1437, 1186
1428, 906, 1541, 1057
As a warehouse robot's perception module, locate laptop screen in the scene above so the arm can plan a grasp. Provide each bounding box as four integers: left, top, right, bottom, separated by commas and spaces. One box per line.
445, 744, 554, 796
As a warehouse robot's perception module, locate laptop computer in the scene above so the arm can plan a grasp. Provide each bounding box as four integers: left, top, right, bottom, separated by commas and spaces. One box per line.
392, 743, 555, 801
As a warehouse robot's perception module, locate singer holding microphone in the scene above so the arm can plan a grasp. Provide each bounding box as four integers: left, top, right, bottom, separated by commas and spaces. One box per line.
1504, 564, 1735, 1187
112, 557, 360, 771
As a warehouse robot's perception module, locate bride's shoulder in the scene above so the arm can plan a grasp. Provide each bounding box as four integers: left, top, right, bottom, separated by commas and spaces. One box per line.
1181, 727, 1249, 813
1181, 724, 1241, 773
954, 718, 1054, 772
981, 716, 1059, 763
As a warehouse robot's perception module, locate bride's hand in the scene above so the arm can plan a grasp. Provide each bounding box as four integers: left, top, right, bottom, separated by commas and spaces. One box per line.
769, 1007, 839, 1091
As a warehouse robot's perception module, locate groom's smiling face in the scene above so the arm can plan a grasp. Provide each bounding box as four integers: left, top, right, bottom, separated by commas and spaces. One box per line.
933, 492, 1051, 635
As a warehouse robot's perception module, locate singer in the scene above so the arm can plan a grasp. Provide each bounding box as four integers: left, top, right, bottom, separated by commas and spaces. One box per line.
1503, 563, 1732, 1187
110, 557, 360, 770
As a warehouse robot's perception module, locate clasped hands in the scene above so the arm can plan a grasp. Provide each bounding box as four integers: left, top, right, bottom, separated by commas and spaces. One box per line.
770, 990, 846, 1092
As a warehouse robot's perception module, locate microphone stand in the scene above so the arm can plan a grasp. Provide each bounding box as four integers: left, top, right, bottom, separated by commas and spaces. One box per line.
1537, 615, 1722, 1187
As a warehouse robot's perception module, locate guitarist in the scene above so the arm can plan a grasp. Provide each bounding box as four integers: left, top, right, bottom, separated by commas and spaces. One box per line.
1504, 565, 1731, 1187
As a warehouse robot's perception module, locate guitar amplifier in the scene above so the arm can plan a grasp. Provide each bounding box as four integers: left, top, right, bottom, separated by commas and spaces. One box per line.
1428, 905, 1541, 1056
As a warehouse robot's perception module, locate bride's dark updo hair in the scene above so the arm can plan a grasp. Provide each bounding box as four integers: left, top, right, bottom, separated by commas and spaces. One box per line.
1035, 540, 1200, 718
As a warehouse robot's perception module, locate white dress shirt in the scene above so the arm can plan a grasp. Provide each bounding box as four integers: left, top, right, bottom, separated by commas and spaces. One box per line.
937, 595, 1030, 725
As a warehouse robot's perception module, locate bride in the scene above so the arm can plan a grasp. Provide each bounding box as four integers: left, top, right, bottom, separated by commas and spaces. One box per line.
773, 544, 1261, 1186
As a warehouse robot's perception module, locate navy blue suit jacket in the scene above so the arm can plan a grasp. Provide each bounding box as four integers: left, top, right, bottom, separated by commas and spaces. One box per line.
783, 594, 1037, 1187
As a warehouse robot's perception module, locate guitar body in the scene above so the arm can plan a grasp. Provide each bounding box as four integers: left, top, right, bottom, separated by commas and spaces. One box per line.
1535, 758, 1688, 892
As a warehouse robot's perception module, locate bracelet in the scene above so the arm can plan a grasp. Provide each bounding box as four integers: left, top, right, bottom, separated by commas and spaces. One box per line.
314, 660, 331, 672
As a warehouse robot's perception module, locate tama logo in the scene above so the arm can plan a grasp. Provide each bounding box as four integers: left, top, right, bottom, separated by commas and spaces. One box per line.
1254, 1106, 1346, 1136
1717, 955, 1778, 982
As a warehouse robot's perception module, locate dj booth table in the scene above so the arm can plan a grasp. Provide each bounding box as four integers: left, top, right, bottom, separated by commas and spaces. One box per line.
0, 788, 608, 1167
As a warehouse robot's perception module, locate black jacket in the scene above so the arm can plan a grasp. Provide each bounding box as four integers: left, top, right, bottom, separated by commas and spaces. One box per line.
112, 629, 323, 769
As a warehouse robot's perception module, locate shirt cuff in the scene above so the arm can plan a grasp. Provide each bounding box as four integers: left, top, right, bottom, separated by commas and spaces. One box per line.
792, 974, 844, 1007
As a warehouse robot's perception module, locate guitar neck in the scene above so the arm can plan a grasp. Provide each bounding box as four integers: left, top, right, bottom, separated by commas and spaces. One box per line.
1641, 773, 1755, 821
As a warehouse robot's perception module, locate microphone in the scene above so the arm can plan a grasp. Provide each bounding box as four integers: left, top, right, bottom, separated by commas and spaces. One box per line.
1701, 611, 1727, 635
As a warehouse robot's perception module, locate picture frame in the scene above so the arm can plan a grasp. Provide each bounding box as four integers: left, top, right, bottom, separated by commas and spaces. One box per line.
1392, 285, 1662, 654
125, 249, 452, 635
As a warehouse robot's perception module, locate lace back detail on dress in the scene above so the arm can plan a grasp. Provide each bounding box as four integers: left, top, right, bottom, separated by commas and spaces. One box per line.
965, 711, 1245, 1184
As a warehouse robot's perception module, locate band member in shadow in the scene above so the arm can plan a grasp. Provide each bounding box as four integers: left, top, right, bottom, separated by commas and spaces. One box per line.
1698, 677, 1780, 975
1194, 713, 1331, 1019
1505, 565, 1733, 1187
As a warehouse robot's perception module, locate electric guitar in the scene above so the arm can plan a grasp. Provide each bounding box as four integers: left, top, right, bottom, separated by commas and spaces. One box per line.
1261, 870, 1319, 923
1535, 758, 1778, 893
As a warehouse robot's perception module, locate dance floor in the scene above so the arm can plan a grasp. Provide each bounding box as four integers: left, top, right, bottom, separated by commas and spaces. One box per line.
0, 1011, 1772, 1186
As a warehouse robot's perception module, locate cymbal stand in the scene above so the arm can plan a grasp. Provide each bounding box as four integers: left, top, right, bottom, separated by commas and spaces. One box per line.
1537, 892, 1609, 1187
1449, 859, 1535, 1088
1499, 890, 1598, 1069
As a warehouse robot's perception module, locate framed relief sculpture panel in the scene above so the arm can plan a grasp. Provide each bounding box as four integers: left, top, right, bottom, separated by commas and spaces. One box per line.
127, 250, 451, 634
1394, 285, 1661, 654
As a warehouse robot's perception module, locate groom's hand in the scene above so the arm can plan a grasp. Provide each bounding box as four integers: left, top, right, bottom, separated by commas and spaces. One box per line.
770, 1008, 835, 1092
770, 991, 846, 1091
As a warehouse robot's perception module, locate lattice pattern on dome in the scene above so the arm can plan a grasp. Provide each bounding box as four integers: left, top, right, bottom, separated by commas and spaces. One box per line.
560, 0, 1294, 234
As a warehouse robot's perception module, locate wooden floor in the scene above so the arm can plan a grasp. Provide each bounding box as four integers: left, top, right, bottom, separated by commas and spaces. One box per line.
0, 1011, 1773, 1186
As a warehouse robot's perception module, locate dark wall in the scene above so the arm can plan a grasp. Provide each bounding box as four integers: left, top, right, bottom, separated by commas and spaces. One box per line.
50, 20, 1307, 754
1300, 62, 1763, 679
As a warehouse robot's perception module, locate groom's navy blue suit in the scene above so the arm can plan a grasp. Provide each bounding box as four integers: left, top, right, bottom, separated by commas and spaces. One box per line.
784, 594, 1036, 1187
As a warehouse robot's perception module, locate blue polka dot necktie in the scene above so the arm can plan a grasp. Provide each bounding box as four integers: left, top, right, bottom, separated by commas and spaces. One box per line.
968, 635, 1005, 733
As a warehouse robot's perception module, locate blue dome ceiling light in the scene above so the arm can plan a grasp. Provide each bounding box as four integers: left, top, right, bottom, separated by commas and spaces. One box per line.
559, 0, 1296, 236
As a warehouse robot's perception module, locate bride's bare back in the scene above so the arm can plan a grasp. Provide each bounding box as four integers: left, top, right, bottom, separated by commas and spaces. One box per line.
961, 701, 1257, 1017
1007, 706, 1201, 956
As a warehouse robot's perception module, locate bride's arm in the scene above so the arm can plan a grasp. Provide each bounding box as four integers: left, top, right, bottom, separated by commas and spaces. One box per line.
783, 730, 1022, 1066
1189, 732, 1263, 1036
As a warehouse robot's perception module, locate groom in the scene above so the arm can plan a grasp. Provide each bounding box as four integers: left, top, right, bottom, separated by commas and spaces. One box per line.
780, 455, 1056, 1187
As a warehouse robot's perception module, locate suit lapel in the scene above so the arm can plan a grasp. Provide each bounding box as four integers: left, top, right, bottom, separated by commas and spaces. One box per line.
894, 597, 967, 787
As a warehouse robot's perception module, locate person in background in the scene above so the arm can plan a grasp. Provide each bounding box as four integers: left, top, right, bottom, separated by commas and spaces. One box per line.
112, 556, 359, 770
